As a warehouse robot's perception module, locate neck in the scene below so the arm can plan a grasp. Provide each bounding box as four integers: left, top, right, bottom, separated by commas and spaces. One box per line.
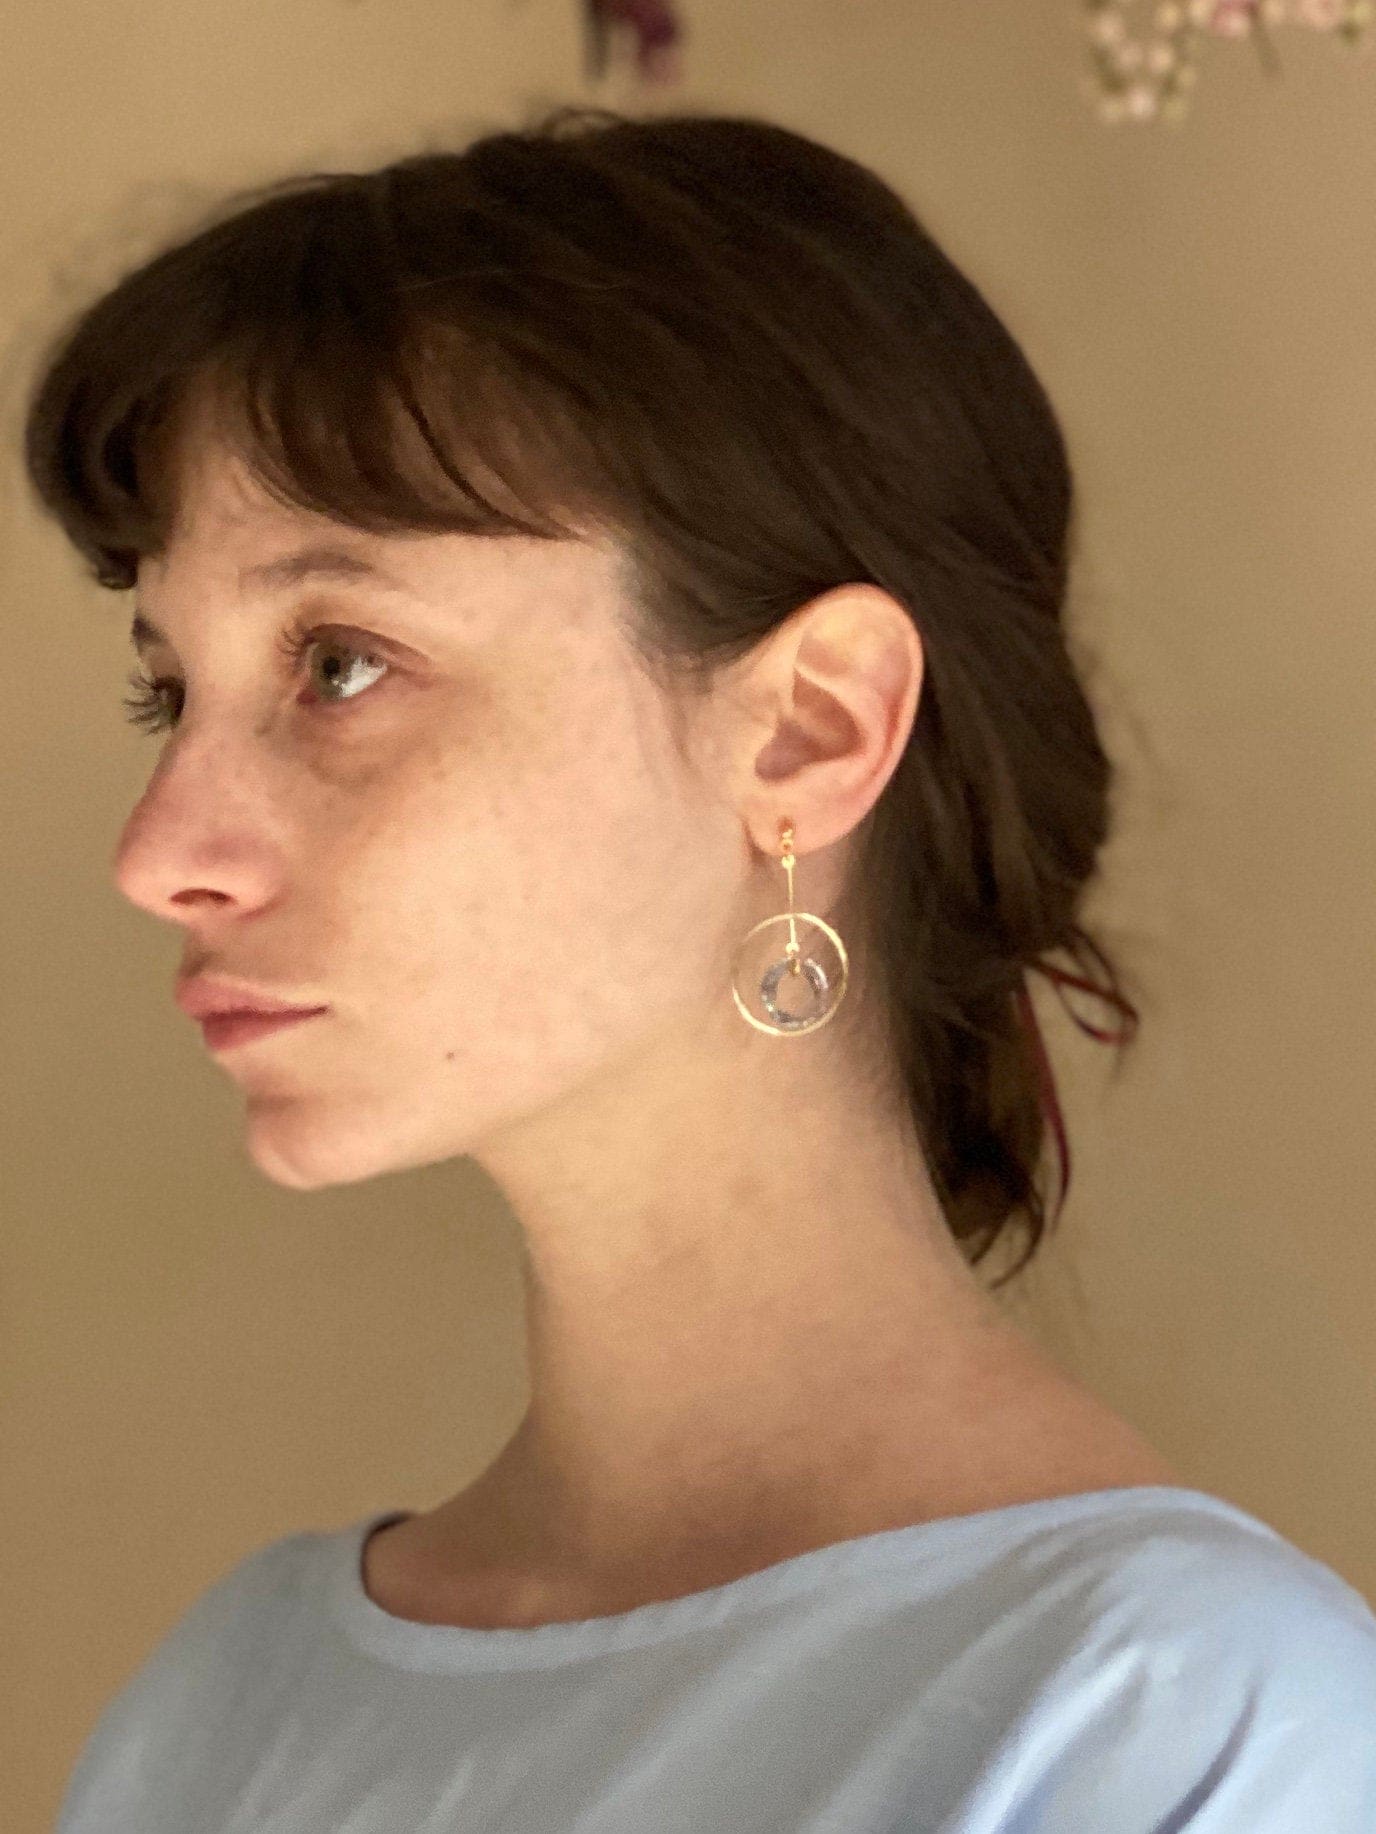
453, 1011, 1174, 1581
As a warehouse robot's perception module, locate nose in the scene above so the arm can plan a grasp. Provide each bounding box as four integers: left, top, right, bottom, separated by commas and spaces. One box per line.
111, 748, 280, 927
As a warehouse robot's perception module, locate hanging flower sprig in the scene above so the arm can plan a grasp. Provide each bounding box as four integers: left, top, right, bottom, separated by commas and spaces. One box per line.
575, 2, 1369, 122
1084, 0, 1373, 124
583, 0, 686, 84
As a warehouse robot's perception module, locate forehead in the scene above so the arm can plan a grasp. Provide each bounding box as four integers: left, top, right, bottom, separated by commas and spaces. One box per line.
138, 439, 353, 586
138, 428, 614, 583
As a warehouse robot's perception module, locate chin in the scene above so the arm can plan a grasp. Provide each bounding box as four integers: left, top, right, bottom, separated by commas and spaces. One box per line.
241, 1102, 471, 1191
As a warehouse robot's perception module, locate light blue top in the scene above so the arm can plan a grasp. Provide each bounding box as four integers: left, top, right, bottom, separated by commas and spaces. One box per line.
54, 1485, 1376, 1832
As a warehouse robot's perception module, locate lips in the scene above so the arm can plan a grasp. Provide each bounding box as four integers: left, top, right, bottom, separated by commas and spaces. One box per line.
174, 975, 329, 1022
199, 1009, 326, 1051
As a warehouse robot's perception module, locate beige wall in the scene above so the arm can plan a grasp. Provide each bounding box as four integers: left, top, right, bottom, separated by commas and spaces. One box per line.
4, 3, 1374, 1825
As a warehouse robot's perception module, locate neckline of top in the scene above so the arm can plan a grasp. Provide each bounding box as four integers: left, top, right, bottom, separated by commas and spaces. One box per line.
324, 1484, 1281, 1673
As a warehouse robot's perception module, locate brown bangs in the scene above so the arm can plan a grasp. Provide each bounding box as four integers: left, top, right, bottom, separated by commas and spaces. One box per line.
22, 166, 626, 593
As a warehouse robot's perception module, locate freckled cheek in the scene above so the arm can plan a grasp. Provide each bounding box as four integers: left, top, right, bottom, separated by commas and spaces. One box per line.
329, 704, 655, 1010
315, 753, 493, 935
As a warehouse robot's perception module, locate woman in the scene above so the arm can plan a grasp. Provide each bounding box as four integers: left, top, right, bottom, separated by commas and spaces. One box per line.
27, 106, 1376, 1832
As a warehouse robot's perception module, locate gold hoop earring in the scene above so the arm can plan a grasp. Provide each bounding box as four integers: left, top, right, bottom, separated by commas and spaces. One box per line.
730, 820, 849, 1036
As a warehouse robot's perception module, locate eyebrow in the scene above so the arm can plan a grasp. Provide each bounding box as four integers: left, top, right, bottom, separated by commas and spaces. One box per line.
129, 545, 416, 656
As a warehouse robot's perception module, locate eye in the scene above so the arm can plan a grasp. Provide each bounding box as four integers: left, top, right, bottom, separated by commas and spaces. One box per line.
120, 625, 393, 735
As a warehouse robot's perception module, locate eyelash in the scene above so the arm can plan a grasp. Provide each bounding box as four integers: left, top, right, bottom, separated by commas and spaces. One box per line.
120, 618, 392, 735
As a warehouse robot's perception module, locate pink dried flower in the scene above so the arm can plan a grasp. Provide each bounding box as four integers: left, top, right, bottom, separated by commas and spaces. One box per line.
1208, 0, 1262, 33
584, 0, 685, 84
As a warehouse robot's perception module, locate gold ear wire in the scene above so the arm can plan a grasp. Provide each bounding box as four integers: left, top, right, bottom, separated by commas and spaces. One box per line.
779, 822, 801, 978
729, 817, 849, 1037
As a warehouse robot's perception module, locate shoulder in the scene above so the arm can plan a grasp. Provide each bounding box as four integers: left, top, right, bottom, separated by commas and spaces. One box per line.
56, 1523, 320, 1825
1062, 1486, 1376, 1656
130, 1522, 319, 1684
993, 1489, 1376, 1830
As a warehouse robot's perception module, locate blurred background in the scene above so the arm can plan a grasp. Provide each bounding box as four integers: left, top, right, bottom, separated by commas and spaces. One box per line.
2, 3, 1374, 1826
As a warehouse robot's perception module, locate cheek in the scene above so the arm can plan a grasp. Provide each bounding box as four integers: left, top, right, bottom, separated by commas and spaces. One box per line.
341, 713, 714, 1072
331, 621, 722, 1018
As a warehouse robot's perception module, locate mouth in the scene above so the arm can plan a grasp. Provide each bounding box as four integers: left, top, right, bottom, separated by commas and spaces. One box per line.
198, 1009, 328, 1051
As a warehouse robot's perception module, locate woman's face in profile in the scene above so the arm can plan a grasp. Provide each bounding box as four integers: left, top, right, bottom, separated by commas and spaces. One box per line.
115, 437, 743, 1194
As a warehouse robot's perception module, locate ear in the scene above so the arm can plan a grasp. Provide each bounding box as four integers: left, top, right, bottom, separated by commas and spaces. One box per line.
737, 583, 924, 859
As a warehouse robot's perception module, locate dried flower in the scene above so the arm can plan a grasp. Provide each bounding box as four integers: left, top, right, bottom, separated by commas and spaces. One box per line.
583, 0, 685, 84
575, 1, 1370, 115
1084, 0, 1370, 124
1209, 0, 1260, 34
